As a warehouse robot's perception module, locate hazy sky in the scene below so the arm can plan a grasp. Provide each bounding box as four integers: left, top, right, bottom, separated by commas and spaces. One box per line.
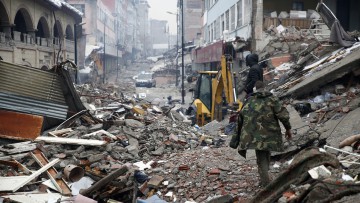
148, 0, 178, 34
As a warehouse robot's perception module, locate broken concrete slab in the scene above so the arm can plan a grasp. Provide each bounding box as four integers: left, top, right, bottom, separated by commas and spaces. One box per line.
282, 47, 360, 98
3, 192, 67, 203
125, 119, 145, 128
0, 141, 37, 154
320, 108, 360, 147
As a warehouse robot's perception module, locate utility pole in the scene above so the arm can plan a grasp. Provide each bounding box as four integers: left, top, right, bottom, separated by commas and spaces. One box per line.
74, 23, 78, 84
116, 20, 119, 81
74, 22, 85, 84
166, 11, 179, 87
181, 0, 185, 104
176, 11, 179, 87
103, 16, 106, 84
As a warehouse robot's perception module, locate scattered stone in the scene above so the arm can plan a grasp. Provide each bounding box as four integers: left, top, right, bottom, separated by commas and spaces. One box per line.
178, 165, 190, 171
125, 119, 145, 128
206, 194, 233, 203
89, 124, 103, 132
88, 153, 105, 163
148, 175, 165, 189
208, 168, 221, 175
342, 106, 350, 113
152, 146, 165, 156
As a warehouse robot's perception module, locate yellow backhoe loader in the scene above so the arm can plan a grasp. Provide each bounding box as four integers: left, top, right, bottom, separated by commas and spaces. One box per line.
190, 54, 242, 126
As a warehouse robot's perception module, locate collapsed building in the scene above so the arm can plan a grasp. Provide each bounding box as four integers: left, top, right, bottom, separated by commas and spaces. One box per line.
1, 1, 360, 203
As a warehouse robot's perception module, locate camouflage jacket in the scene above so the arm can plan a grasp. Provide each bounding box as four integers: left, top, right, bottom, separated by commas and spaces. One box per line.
238, 91, 291, 152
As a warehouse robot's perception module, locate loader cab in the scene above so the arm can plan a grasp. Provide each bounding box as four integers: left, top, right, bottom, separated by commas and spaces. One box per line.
194, 73, 213, 112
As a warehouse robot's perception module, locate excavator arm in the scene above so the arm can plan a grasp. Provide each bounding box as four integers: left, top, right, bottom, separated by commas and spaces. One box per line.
211, 55, 237, 121
191, 55, 241, 126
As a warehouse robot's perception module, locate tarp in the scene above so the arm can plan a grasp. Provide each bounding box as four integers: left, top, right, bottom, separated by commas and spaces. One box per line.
317, 3, 357, 47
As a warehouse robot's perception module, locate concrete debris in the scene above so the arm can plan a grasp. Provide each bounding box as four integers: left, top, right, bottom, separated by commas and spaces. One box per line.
2, 23, 360, 202
308, 165, 332, 179
0, 63, 231, 202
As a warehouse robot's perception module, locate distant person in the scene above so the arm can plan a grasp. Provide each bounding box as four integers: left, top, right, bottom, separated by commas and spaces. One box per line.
244, 54, 264, 96
231, 81, 292, 187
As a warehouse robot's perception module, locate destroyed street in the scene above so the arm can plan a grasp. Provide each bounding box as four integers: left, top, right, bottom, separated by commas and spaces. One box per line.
1, 0, 360, 203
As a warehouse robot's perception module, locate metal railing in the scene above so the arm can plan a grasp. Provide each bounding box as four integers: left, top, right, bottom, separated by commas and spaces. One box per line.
0, 31, 75, 52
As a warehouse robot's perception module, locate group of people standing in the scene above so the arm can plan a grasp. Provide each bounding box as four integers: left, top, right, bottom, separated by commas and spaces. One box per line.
231, 53, 292, 187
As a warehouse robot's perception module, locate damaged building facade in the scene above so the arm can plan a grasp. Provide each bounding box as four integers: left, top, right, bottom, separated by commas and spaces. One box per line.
1, 1, 360, 203
0, 0, 83, 68
193, 0, 360, 72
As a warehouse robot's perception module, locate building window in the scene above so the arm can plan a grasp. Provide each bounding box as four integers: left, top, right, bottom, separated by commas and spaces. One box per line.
211, 23, 214, 41
292, 1, 304, 11
221, 14, 224, 32
225, 10, 229, 31
187, 0, 201, 9
244, 0, 251, 25
208, 25, 211, 41
230, 5, 235, 31
215, 17, 220, 40
237, 0, 243, 27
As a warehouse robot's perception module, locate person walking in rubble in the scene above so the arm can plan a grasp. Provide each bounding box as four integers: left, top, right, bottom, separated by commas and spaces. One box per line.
231, 81, 292, 187
244, 53, 264, 96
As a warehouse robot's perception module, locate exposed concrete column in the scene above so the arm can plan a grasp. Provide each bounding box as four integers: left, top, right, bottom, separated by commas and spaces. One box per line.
2, 25, 12, 39
28, 29, 36, 44
251, 0, 263, 53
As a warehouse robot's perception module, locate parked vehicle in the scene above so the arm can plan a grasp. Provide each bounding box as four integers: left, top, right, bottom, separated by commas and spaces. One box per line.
135, 73, 156, 88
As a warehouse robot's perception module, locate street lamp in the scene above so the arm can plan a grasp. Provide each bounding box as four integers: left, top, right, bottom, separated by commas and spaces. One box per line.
74, 22, 86, 84
166, 11, 179, 87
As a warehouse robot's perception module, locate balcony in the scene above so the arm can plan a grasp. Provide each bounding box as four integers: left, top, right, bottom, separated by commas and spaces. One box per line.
0, 31, 75, 53
263, 17, 312, 30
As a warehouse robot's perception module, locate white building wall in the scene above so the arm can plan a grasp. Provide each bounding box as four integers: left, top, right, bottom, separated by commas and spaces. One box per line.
204, 0, 252, 43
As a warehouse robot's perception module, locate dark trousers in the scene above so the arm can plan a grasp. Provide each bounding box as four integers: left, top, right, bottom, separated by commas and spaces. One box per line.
255, 150, 271, 186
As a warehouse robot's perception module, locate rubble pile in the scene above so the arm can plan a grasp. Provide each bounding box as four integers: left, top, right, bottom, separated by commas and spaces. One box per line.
0, 76, 237, 203
136, 147, 260, 202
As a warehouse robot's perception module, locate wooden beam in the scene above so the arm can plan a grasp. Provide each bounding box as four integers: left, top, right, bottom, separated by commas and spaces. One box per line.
80, 166, 128, 197
48, 128, 73, 137
81, 130, 117, 140
0, 158, 60, 192
35, 137, 107, 146
31, 149, 72, 196
0, 160, 31, 174
12, 158, 60, 192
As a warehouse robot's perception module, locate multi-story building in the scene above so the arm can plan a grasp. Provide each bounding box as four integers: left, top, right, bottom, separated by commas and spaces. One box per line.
0, 0, 82, 68
67, 0, 118, 79
203, 0, 252, 44
150, 19, 169, 55
182, 0, 202, 43
121, 0, 139, 60
135, 0, 150, 57
193, 0, 360, 73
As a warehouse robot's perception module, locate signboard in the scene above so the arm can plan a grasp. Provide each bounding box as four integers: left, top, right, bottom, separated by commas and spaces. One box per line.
193, 41, 223, 63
